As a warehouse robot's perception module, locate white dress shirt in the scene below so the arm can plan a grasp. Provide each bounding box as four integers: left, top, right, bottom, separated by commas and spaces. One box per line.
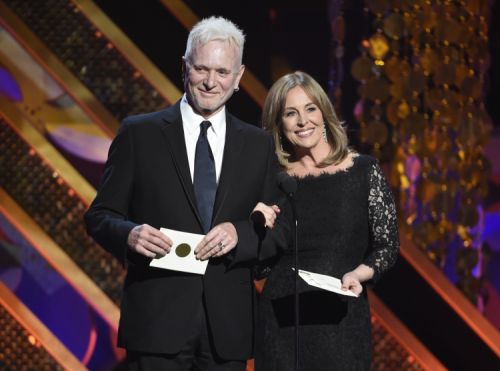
180, 94, 226, 183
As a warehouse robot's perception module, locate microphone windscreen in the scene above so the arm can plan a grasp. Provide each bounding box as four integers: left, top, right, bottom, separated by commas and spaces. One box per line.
277, 171, 297, 194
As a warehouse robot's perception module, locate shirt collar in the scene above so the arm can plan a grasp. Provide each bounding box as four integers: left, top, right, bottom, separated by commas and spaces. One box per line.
180, 94, 226, 136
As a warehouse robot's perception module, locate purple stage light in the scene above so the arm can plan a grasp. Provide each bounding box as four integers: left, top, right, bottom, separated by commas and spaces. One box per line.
0, 66, 22, 102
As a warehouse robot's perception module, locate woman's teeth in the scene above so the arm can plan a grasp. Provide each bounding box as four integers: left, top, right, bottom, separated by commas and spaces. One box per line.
296, 128, 313, 138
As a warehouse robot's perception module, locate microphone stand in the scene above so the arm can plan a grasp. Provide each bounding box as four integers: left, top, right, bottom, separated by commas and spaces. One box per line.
285, 190, 299, 371
278, 171, 299, 371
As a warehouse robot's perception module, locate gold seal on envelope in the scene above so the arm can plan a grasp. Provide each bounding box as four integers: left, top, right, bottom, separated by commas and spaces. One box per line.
175, 243, 191, 258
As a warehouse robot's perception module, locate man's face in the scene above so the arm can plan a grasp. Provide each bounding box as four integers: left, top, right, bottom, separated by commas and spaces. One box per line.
183, 40, 245, 118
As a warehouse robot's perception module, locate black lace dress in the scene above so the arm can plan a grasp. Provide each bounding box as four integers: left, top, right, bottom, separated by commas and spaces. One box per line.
254, 155, 399, 371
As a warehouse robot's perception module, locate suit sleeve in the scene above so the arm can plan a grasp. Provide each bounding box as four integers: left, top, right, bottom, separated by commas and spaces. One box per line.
84, 121, 138, 265
229, 134, 281, 266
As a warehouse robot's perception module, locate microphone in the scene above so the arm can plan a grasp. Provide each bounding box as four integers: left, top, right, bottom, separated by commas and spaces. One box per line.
250, 172, 296, 230
277, 170, 300, 371
277, 171, 297, 197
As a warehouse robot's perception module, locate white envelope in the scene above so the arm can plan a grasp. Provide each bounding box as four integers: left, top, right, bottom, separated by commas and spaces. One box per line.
149, 228, 208, 275
296, 269, 358, 297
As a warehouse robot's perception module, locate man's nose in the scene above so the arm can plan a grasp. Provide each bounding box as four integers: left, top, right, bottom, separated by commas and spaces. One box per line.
204, 70, 217, 89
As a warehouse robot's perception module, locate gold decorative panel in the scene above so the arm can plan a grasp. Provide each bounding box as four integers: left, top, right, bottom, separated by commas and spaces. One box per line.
0, 305, 64, 371
3, 0, 168, 121
371, 314, 423, 370
354, 0, 492, 304
0, 116, 125, 304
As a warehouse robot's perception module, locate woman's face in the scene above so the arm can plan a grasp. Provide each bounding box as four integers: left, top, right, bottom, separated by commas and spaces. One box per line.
281, 86, 326, 152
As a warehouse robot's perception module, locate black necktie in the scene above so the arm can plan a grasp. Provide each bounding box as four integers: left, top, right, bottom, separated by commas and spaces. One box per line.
194, 121, 217, 233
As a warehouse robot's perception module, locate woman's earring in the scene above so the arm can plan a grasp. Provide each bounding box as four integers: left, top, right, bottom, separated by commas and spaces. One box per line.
322, 124, 328, 143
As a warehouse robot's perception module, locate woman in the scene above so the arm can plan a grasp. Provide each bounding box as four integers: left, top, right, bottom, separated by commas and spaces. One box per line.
253, 71, 399, 370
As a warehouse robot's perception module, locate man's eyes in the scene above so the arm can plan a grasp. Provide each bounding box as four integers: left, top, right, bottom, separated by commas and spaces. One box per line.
193, 67, 231, 76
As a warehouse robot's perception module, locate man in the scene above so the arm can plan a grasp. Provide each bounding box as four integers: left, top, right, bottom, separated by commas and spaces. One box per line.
85, 16, 278, 370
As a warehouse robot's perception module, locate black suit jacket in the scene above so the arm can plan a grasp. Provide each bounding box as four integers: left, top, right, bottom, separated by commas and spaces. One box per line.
84, 101, 279, 359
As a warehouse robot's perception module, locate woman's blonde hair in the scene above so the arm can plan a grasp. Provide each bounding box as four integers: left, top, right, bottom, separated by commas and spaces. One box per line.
262, 71, 348, 168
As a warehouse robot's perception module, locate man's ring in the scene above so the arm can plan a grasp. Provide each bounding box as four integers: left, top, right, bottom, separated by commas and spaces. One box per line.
217, 241, 224, 251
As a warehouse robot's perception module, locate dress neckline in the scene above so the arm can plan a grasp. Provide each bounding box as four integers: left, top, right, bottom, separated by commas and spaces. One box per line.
289, 152, 360, 180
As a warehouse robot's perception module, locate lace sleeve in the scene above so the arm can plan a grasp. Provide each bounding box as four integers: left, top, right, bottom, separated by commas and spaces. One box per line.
363, 162, 400, 282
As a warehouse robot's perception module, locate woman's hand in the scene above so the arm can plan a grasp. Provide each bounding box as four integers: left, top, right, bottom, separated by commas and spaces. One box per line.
251, 202, 280, 228
341, 264, 374, 296
341, 271, 363, 296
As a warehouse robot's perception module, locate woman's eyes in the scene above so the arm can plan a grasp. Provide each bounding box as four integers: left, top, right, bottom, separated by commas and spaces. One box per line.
284, 106, 317, 117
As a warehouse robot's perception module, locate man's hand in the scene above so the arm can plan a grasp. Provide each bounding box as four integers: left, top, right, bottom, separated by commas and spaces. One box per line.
127, 224, 172, 258
195, 222, 238, 260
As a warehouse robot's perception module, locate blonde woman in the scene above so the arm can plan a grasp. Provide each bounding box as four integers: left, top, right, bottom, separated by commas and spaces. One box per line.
253, 71, 400, 370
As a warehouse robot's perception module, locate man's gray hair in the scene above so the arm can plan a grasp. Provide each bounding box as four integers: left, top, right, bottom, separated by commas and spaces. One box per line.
185, 16, 246, 66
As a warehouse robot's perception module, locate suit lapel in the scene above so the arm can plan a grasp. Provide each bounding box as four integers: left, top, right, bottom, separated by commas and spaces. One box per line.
213, 113, 245, 222
160, 102, 203, 229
